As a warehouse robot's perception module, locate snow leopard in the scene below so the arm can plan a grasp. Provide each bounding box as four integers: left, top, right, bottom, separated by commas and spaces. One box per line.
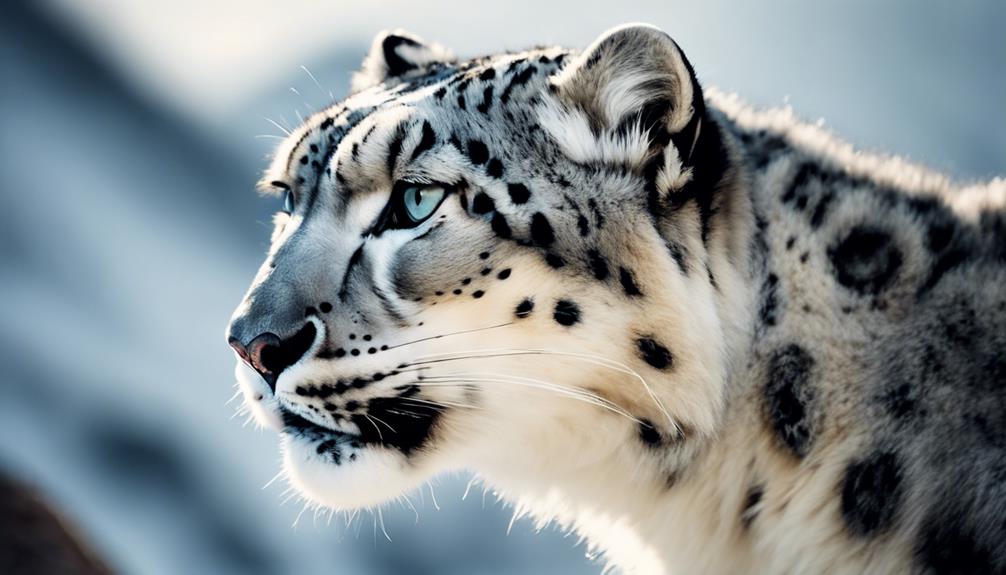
226, 23, 1006, 574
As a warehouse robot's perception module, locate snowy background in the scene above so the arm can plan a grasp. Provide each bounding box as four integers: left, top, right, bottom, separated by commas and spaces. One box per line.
1, 1, 1002, 574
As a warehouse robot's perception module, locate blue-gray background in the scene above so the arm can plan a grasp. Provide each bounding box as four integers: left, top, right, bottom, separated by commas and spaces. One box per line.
1, 2, 1002, 574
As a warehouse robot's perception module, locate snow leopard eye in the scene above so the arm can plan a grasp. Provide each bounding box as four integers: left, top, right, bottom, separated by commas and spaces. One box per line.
379, 182, 448, 231
283, 189, 295, 214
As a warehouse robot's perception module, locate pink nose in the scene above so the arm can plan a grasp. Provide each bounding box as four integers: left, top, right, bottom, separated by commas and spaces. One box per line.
227, 323, 317, 392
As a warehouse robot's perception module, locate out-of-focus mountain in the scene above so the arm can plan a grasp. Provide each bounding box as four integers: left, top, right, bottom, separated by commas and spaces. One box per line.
0, 3, 595, 574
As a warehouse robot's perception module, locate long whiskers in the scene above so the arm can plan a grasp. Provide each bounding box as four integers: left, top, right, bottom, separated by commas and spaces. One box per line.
417, 372, 644, 426
386, 322, 515, 351
403, 347, 677, 432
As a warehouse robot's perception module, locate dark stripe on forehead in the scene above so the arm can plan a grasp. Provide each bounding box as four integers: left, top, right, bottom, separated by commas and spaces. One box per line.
409, 121, 437, 162
386, 121, 408, 176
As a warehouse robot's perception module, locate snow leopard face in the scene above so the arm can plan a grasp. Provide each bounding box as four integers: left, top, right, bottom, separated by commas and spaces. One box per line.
227, 25, 738, 509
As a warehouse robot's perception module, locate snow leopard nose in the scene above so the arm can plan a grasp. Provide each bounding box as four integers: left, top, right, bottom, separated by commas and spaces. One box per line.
228, 323, 317, 392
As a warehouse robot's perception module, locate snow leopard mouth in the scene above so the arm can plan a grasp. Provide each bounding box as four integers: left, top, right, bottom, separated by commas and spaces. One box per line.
280, 389, 441, 456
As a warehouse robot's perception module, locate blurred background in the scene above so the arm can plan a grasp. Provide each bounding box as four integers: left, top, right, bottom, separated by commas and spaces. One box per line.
0, 1, 1002, 573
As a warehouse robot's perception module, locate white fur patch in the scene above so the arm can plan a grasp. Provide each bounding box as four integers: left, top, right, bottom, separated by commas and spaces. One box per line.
536, 97, 650, 166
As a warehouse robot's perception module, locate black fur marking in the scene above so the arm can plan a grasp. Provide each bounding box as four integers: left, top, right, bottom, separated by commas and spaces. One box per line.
349, 394, 439, 455
545, 253, 566, 268
467, 140, 489, 164
764, 344, 816, 458
472, 192, 495, 215
491, 212, 512, 239
809, 191, 835, 229
477, 86, 494, 114
487, 158, 504, 178
619, 267, 643, 297
382, 34, 422, 77
409, 120, 437, 162
841, 451, 903, 537
915, 512, 998, 575
759, 273, 780, 328
472, 290, 485, 299
741, 485, 764, 530
497, 268, 511, 280
828, 226, 903, 295
479, 68, 496, 81
917, 243, 972, 298
500, 65, 536, 104
638, 418, 662, 447
587, 249, 609, 280
457, 95, 466, 110
507, 183, 531, 204
319, 302, 333, 313
530, 213, 555, 247
386, 129, 405, 175
637, 337, 673, 370
515, 298, 534, 318
880, 382, 918, 419
337, 245, 365, 301
479, 251, 490, 260
577, 215, 590, 237
553, 299, 581, 326
666, 241, 689, 275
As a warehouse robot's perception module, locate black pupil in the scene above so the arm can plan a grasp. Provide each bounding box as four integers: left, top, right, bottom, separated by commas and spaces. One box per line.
411, 189, 423, 207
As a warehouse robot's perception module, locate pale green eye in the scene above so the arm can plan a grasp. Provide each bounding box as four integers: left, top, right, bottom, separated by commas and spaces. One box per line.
401, 184, 446, 224
377, 182, 450, 232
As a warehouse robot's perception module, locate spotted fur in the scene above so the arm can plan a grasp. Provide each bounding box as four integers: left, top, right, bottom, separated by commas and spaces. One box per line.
227, 23, 1006, 574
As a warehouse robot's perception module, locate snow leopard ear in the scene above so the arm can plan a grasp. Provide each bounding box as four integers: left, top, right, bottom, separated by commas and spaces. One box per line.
351, 30, 455, 94
545, 24, 707, 194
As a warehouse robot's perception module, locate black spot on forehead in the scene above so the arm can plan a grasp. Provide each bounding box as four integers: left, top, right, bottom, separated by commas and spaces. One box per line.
530, 213, 555, 247
467, 140, 490, 164
553, 299, 580, 326
828, 225, 903, 295
764, 344, 816, 458
479, 67, 496, 81
637, 337, 673, 370
841, 450, 903, 537
507, 183, 531, 204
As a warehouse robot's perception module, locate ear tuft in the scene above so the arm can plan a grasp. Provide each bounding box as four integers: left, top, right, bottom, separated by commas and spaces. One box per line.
351, 30, 455, 94
541, 25, 707, 178
551, 24, 698, 136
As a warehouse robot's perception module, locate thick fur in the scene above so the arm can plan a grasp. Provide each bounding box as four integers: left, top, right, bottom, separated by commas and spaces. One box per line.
227, 24, 1006, 574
